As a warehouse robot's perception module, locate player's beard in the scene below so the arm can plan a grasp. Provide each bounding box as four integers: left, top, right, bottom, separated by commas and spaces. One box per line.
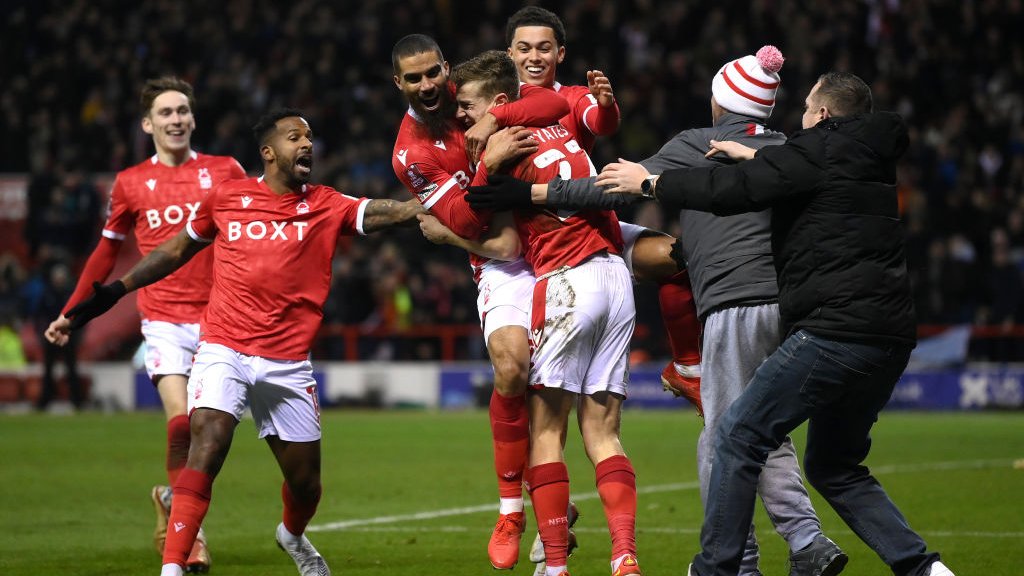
415, 95, 457, 142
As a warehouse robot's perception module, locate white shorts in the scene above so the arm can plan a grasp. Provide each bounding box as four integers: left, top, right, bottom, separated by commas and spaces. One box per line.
529, 253, 635, 396
476, 257, 535, 343
140, 320, 201, 380
188, 342, 321, 442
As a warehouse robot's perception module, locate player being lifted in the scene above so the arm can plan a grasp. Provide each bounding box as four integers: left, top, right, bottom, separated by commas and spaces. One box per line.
46, 77, 246, 574
456, 50, 642, 576
504, 6, 702, 412
391, 33, 573, 570
50, 109, 425, 576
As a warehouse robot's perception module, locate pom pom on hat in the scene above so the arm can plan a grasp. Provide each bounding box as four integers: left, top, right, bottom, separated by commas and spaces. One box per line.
756, 45, 785, 74
711, 45, 785, 119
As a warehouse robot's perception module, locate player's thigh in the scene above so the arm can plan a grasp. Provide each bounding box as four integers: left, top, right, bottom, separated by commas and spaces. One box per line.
155, 374, 189, 419
188, 343, 251, 423
630, 232, 679, 282
250, 357, 322, 443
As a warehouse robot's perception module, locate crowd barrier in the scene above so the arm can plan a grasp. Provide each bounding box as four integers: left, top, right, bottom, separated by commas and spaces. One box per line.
4, 361, 1020, 412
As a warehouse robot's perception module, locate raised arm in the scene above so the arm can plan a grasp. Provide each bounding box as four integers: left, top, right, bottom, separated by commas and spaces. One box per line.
120, 229, 206, 291
47, 229, 207, 345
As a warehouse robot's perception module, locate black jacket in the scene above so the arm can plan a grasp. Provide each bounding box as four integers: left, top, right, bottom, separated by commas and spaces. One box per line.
656, 112, 916, 345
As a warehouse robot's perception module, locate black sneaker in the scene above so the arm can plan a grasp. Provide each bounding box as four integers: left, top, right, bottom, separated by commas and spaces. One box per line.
789, 535, 848, 576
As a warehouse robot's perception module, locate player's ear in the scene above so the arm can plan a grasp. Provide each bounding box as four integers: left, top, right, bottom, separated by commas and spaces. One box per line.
494, 93, 510, 107
141, 115, 154, 135
556, 45, 566, 65
260, 143, 275, 163
393, 74, 402, 90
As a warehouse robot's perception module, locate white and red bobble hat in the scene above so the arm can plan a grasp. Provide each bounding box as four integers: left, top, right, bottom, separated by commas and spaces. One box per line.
711, 45, 785, 119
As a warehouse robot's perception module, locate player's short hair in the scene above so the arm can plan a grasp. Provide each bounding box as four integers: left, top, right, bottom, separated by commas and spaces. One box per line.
451, 50, 520, 101
505, 6, 566, 47
140, 77, 195, 118
252, 108, 306, 146
392, 34, 445, 74
815, 71, 873, 116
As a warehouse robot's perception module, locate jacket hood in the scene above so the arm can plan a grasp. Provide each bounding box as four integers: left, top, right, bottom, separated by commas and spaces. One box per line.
822, 112, 909, 161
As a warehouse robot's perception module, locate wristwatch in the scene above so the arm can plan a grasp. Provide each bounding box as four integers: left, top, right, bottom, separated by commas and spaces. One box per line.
640, 174, 659, 199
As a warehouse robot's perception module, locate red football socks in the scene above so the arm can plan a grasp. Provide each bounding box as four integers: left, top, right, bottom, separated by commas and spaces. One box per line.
163, 468, 213, 567
658, 270, 702, 366
490, 390, 529, 498
526, 462, 571, 568
282, 481, 322, 536
166, 415, 190, 486
595, 455, 637, 559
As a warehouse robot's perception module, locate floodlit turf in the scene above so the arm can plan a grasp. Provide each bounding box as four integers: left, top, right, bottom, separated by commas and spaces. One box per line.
1, 408, 1022, 575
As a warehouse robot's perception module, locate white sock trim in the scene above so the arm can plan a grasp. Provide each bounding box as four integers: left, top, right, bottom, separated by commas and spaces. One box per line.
499, 497, 525, 514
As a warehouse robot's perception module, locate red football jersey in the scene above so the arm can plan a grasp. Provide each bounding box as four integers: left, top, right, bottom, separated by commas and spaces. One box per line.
186, 177, 369, 360
392, 84, 572, 279
391, 110, 489, 269
478, 123, 622, 277
103, 152, 246, 322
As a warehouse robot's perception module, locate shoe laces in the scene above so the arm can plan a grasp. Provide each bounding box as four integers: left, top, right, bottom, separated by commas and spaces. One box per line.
495, 514, 524, 540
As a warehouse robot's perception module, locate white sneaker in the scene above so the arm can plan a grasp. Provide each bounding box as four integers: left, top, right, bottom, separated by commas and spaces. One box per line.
928, 561, 954, 576
275, 522, 330, 576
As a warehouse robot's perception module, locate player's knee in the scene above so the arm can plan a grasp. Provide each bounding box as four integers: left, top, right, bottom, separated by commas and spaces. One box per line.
491, 353, 529, 395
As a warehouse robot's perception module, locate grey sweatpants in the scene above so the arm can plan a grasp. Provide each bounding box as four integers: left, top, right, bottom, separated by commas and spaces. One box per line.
698, 303, 822, 575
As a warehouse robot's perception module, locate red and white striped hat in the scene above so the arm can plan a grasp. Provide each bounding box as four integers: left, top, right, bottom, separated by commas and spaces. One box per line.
712, 45, 785, 119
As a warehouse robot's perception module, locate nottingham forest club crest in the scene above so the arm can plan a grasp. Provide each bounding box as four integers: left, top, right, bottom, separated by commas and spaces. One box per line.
198, 168, 212, 189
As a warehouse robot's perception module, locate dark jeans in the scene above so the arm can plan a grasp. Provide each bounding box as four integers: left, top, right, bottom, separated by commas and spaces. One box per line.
692, 330, 940, 576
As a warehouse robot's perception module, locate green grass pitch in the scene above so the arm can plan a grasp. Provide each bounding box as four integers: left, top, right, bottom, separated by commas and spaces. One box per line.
1, 408, 1022, 575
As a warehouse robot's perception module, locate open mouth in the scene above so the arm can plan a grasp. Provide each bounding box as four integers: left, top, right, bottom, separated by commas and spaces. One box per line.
419, 92, 441, 111
524, 65, 546, 78
295, 154, 313, 174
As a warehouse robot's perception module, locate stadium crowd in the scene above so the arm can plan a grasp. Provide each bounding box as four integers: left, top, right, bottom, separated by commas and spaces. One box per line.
2, 0, 1023, 361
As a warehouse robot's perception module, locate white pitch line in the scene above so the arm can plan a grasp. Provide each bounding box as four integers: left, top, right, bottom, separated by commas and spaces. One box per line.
331, 525, 1024, 539
307, 458, 1014, 533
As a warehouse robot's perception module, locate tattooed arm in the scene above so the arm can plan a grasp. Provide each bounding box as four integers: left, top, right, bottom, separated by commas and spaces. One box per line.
122, 229, 207, 291
362, 198, 429, 233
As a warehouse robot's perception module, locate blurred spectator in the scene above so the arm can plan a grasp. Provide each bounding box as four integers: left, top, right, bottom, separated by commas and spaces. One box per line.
3, 0, 1024, 359
23, 165, 102, 262
23, 259, 86, 410
0, 254, 28, 373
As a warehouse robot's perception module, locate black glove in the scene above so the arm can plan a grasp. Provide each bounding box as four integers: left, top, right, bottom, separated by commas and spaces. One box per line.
466, 174, 534, 211
66, 280, 127, 329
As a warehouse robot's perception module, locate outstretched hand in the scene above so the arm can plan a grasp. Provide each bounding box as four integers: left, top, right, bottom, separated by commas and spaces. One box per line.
467, 174, 534, 211
595, 158, 649, 195
481, 127, 538, 174
45, 315, 72, 346
587, 70, 616, 108
417, 213, 458, 245
705, 140, 756, 161
65, 280, 127, 330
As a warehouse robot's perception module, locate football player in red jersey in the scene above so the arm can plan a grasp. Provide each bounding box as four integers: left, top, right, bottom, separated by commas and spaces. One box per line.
45, 77, 245, 573
506, 7, 703, 414
453, 50, 641, 576
391, 33, 572, 571
50, 109, 425, 576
